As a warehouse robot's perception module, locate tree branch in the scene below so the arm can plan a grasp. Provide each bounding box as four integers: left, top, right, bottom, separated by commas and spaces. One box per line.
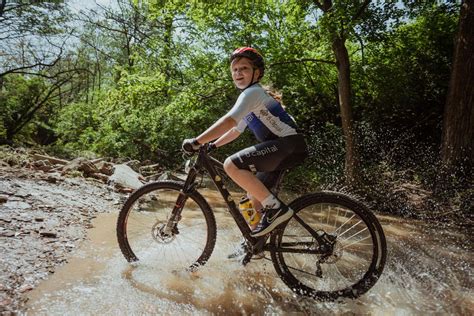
0, 57, 62, 78
352, 0, 371, 23
313, 0, 326, 11
11, 74, 75, 136
270, 58, 336, 67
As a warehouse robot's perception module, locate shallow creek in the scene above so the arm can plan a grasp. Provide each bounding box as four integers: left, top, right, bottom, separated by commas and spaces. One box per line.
26, 190, 473, 315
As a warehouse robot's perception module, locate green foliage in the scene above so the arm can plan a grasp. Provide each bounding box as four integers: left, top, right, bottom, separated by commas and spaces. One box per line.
0, 0, 463, 200
0, 75, 47, 143
351, 4, 457, 173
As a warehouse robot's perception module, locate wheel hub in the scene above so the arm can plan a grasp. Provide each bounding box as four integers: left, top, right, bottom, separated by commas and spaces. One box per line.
151, 222, 176, 243
324, 240, 343, 264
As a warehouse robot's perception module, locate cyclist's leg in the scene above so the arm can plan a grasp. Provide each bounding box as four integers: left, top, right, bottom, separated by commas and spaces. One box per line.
244, 171, 281, 230
225, 136, 306, 236
223, 138, 289, 202
225, 134, 306, 201
224, 160, 272, 203
243, 171, 283, 229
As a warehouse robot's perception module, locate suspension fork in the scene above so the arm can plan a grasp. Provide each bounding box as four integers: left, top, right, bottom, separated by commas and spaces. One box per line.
163, 166, 199, 235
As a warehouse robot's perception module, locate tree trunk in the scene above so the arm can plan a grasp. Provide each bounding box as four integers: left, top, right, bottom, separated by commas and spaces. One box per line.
332, 37, 360, 184
440, 0, 474, 177
314, 0, 362, 185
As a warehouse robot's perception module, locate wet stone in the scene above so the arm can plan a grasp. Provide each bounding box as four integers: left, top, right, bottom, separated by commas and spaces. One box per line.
12, 214, 32, 222
0, 298, 13, 308
4, 201, 32, 210
0, 230, 15, 237
13, 192, 30, 198
18, 284, 34, 293
0, 215, 12, 223
38, 205, 54, 210
0, 194, 8, 203
39, 231, 57, 238
45, 175, 59, 184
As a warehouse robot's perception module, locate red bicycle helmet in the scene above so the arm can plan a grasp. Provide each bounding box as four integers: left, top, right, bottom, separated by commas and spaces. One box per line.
230, 47, 265, 80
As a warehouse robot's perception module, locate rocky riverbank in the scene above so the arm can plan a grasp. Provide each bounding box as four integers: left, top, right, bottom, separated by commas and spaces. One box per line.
0, 147, 168, 314
0, 164, 127, 314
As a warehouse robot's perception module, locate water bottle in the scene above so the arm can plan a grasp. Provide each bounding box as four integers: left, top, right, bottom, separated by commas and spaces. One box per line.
239, 196, 261, 226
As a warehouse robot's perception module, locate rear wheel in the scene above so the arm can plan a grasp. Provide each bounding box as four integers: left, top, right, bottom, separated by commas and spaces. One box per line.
117, 180, 217, 271
270, 191, 386, 300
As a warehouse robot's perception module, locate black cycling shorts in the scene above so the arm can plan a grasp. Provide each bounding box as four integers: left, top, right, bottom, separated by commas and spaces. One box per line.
229, 134, 308, 190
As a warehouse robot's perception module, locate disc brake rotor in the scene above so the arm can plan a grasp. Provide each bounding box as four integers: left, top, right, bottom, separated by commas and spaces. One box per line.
151, 222, 176, 243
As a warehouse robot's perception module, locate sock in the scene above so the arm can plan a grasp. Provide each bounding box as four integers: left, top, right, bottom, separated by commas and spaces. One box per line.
261, 194, 280, 210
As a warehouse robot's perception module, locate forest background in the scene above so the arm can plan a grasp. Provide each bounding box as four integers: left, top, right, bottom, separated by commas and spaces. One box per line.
0, 0, 472, 223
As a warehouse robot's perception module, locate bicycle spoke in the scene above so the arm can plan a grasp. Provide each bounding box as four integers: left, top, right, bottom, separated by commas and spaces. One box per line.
340, 226, 368, 242
117, 181, 216, 271
271, 192, 386, 300
334, 214, 356, 235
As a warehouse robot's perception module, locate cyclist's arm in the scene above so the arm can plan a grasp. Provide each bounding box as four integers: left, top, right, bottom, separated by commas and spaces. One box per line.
214, 127, 241, 147
195, 88, 258, 145
196, 116, 237, 144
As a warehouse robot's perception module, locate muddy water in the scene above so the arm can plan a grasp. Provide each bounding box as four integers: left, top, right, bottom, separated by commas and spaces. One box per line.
26, 190, 473, 315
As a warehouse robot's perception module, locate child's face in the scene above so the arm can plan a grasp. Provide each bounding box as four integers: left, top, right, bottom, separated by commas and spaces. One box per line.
231, 57, 260, 89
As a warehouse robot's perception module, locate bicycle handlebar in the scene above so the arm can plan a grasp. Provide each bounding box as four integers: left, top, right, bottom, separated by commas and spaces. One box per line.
182, 142, 215, 156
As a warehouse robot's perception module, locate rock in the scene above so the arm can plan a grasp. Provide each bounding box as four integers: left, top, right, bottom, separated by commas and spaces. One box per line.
116, 186, 134, 193
108, 164, 144, 190
32, 154, 69, 165
39, 231, 58, 238
0, 230, 15, 237
38, 204, 54, 210
63, 157, 99, 177
90, 172, 109, 183
0, 215, 12, 223
159, 171, 186, 182
0, 161, 123, 313
12, 214, 32, 222
95, 161, 114, 176
0, 298, 13, 308
125, 160, 141, 172
139, 163, 162, 176
4, 201, 32, 210
45, 173, 62, 183
18, 284, 34, 293
0, 194, 8, 203
32, 160, 53, 172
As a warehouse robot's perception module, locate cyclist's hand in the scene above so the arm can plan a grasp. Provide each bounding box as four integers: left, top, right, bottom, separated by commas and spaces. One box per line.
182, 138, 200, 154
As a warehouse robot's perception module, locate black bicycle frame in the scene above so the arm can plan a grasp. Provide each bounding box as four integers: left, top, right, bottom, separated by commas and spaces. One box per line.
180, 147, 259, 244
173, 146, 334, 254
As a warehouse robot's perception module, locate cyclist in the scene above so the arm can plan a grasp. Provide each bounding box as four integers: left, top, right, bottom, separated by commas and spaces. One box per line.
182, 47, 308, 237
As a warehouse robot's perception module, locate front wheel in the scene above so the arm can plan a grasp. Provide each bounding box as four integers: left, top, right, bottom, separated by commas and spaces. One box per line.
270, 191, 387, 301
117, 180, 217, 271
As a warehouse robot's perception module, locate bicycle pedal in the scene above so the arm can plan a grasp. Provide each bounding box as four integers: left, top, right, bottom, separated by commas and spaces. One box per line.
240, 252, 253, 266
252, 252, 265, 260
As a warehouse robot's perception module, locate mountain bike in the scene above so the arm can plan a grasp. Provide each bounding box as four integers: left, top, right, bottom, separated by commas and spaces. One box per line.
116, 145, 387, 301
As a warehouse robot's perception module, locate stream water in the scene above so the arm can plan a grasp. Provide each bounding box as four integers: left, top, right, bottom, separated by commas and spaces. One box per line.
25, 190, 473, 315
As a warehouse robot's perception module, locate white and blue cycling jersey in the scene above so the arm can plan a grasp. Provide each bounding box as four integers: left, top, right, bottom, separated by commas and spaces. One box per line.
227, 84, 298, 142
